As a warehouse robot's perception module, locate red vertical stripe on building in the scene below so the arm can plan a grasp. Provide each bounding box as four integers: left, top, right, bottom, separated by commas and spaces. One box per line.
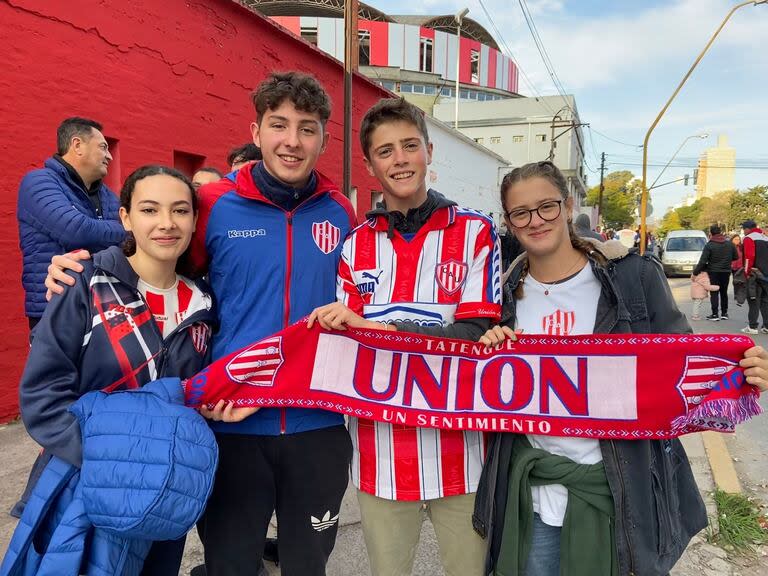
357, 419, 378, 495
393, 425, 421, 499
459, 36, 471, 84
510, 61, 518, 93
366, 20, 389, 67
439, 430, 467, 497
487, 48, 497, 88
271, 16, 301, 37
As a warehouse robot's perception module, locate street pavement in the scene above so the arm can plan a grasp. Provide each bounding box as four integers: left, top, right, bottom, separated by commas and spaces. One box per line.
1, 274, 767, 575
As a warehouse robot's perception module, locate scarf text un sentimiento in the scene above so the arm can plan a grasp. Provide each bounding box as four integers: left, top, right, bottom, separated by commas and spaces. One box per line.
184, 323, 762, 439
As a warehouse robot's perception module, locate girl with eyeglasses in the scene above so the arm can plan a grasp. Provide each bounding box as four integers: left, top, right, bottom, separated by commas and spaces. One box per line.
473, 161, 768, 576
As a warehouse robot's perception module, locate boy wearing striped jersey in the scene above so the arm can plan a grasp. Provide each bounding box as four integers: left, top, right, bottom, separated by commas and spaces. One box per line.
309, 98, 501, 575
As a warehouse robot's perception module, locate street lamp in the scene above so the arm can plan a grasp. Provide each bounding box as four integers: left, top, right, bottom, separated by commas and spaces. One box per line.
639, 0, 767, 254
454, 7, 469, 129
648, 133, 708, 190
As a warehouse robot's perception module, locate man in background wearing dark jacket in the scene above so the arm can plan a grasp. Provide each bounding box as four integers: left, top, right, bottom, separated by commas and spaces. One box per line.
16, 117, 123, 334
693, 224, 739, 321
13, 117, 123, 520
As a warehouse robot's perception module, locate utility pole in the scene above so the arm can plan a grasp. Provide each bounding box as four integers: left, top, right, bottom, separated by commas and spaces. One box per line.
343, 0, 359, 199
597, 152, 606, 223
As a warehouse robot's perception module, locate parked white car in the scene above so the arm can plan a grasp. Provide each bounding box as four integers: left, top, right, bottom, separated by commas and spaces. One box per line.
659, 229, 708, 277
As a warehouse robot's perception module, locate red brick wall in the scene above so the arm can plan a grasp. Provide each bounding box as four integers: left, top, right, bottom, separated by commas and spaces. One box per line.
0, 0, 387, 422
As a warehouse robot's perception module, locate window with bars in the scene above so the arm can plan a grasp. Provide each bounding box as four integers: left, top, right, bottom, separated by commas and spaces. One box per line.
358, 30, 371, 66
300, 26, 317, 46
470, 49, 480, 83
536, 134, 547, 142
512, 135, 524, 143
490, 136, 502, 144
420, 37, 433, 73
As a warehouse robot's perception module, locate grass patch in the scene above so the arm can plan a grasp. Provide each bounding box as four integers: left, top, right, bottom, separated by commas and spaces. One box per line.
711, 489, 768, 552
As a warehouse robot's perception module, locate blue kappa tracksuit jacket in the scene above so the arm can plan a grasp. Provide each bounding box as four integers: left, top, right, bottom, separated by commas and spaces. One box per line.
190, 162, 357, 435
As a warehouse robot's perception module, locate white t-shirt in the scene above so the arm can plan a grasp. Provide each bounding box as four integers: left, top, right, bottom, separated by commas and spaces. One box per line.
137, 275, 200, 338
514, 262, 603, 527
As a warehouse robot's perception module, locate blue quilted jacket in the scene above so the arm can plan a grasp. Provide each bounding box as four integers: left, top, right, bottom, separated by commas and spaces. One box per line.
17, 157, 124, 318
0, 378, 218, 576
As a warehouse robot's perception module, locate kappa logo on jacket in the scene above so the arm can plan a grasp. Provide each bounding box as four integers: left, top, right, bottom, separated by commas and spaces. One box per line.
312, 220, 341, 254
310, 510, 339, 532
225, 336, 284, 386
434, 259, 468, 294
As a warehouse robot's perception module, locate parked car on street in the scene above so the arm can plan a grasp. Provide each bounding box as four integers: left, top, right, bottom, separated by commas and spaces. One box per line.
659, 229, 708, 277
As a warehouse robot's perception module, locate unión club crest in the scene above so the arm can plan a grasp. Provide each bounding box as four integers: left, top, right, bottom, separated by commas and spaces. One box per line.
225, 336, 284, 387
188, 324, 211, 355
542, 309, 576, 336
435, 259, 468, 294
676, 355, 739, 410
312, 220, 341, 254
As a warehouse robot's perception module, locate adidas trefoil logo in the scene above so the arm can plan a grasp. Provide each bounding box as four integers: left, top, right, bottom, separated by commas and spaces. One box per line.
311, 510, 339, 532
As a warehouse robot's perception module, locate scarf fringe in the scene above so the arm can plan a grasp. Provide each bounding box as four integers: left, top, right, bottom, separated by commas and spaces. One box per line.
671, 393, 763, 432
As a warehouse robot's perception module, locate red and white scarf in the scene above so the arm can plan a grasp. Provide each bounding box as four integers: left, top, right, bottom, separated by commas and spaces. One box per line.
184, 323, 762, 439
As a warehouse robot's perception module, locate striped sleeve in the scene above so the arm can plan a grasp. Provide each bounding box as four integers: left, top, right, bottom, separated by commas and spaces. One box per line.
454, 218, 501, 321
336, 239, 366, 315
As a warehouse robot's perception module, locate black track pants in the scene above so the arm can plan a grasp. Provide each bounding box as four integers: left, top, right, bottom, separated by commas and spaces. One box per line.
199, 425, 352, 576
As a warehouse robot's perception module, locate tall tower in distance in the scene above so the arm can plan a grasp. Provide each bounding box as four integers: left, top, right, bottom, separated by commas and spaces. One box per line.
696, 134, 736, 199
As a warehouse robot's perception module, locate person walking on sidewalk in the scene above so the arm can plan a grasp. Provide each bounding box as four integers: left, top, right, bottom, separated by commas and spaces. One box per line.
731, 233, 744, 300
693, 224, 738, 321
741, 219, 768, 334
690, 270, 719, 321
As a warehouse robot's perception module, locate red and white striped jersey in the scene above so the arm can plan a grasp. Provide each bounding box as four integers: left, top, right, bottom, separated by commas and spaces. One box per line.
138, 275, 206, 338
338, 204, 501, 500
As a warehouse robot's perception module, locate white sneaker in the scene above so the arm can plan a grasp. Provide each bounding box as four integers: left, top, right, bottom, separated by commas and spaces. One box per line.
761, 327, 768, 335
741, 326, 759, 334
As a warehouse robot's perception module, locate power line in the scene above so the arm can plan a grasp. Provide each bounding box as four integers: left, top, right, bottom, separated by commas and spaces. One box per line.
589, 128, 643, 148
476, 0, 556, 115
606, 161, 768, 170
516, 0, 570, 110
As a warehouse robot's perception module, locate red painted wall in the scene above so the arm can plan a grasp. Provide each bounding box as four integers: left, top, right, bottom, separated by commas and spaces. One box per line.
0, 0, 387, 422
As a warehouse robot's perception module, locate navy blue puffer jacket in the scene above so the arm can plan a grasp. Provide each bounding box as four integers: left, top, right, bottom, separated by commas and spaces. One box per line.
17, 157, 124, 318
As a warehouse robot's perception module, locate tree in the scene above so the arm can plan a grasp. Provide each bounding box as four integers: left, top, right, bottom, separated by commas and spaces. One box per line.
693, 191, 736, 231
657, 210, 682, 238
585, 170, 639, 229
728, 186, 768, 228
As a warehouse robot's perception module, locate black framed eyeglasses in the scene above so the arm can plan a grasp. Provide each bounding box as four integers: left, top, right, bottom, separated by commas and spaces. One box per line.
504, 200, 563, 229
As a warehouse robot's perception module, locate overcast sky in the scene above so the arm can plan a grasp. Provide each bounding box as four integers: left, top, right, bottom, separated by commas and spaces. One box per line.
366, 0, 768, 218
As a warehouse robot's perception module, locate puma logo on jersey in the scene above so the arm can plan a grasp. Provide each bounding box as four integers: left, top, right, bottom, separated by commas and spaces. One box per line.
357, 270, 384, 294
311, 510, 339, 532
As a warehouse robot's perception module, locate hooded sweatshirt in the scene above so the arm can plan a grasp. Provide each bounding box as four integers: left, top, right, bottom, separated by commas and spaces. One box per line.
693, 233, 739, 275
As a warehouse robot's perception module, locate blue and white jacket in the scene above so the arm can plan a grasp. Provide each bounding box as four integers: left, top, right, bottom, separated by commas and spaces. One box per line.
190, 162, 357, 435
17, 157, 124, 318
1, 379, 218, 576
20, 245, 215, 467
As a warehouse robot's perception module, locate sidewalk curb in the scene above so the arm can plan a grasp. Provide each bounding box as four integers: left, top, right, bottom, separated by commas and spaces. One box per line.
701, 431, 742, 494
